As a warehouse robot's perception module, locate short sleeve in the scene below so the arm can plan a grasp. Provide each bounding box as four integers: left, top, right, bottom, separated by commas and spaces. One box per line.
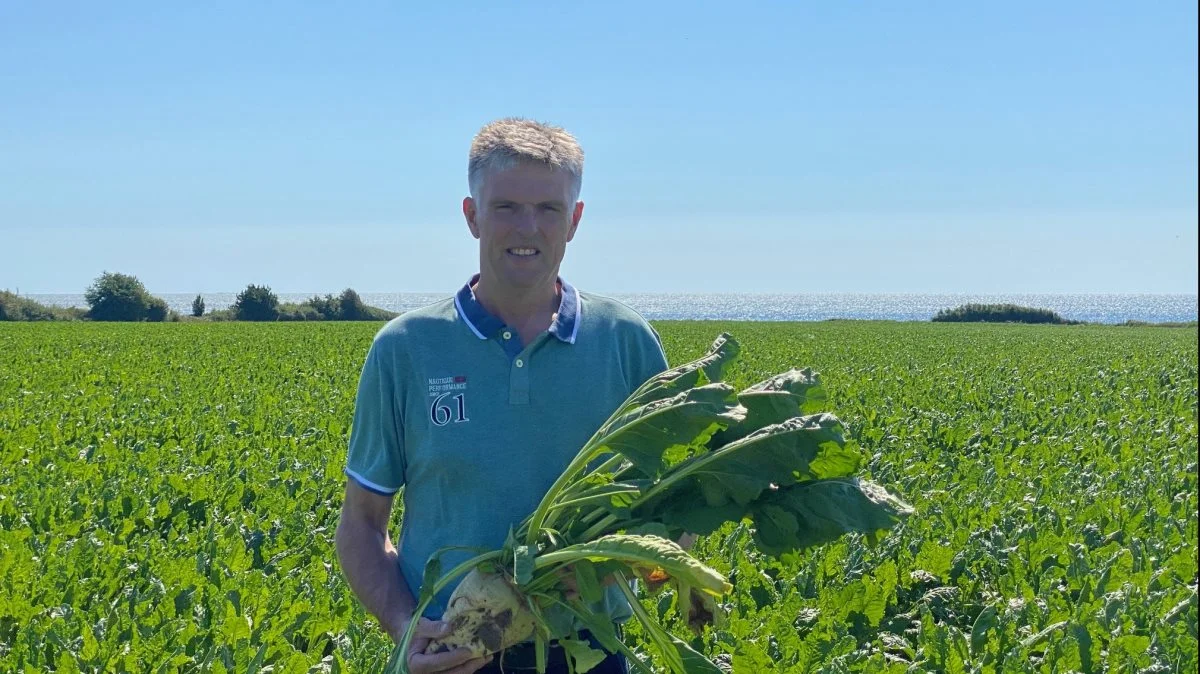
344, 338, 406, 495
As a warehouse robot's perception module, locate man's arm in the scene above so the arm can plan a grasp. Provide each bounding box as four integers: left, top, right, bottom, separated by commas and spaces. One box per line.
334, 480, 414, 639
336, 482, 488, 674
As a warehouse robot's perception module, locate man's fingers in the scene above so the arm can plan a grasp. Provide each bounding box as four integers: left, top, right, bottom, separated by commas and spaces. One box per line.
442, 656, 491, 674
409, 647, 482, 674
412, 618, 453, 640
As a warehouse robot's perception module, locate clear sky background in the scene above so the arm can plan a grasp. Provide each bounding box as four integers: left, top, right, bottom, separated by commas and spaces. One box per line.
2, 1, 1196, 295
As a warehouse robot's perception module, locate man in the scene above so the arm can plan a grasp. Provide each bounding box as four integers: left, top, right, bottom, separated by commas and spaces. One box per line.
335, 118, 670, 674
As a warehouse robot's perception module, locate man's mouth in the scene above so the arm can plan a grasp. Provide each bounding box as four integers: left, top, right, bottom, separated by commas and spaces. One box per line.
507, 247, 540, 257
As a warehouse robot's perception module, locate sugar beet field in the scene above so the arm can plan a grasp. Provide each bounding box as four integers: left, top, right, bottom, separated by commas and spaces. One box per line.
1, 321, 1196, 673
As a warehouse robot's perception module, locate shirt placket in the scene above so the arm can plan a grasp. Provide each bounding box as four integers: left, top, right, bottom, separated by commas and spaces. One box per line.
499, 327, 532, 405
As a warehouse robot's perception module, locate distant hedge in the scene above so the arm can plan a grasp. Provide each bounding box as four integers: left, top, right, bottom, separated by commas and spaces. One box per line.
0, 291, 85, 321
3, 277, 398, 322
295, 289, 396, 321
204, 286, 399, 322
932, 303, 1079, 325
1119, 319, 1198, 328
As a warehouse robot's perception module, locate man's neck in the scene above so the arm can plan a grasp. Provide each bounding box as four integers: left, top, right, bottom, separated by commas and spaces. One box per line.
471, 275, 561, 338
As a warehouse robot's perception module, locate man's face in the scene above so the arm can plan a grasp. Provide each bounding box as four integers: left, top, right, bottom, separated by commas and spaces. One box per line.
463, 161, 583, 294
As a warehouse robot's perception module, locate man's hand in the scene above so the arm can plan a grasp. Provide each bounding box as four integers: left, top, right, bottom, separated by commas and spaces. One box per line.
336, 483, 488, 673
389, 616, 489, 674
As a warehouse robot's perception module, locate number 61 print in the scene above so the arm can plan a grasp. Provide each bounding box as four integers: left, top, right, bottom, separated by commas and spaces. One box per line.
430, 393, 468, 426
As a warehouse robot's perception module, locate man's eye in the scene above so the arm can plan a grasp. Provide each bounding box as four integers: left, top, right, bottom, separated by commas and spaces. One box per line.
496, 204, 513, 211
541, 205, 560, 212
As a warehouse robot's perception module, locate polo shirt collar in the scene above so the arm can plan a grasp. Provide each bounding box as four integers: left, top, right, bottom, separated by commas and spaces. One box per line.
454, 274, 581, 345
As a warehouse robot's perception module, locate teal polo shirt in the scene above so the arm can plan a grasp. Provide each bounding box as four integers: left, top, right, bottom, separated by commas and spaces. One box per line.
344, 275, 669, 623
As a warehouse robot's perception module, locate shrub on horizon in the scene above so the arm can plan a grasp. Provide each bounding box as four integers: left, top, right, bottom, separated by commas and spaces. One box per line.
277, 303, 323, 321
146, 297, 170, 322
932, 303, 1078, 325
338, 288, 368, 320
298, 288, 396, 321
306, 294, 340, 320
84, 271, 154, 321
233, 284, 279, 321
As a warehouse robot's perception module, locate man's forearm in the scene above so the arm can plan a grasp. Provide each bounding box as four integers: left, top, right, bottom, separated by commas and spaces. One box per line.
335, 518, 417, 639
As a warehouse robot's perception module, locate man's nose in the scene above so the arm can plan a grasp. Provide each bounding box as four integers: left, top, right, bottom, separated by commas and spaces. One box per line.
513, 205, 539, 233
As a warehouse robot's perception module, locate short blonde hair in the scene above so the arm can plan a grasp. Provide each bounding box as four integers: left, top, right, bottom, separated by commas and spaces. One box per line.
468, 118, 584, 203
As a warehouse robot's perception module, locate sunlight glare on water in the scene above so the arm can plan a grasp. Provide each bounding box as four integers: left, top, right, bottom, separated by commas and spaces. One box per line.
23, 292, 1198, 324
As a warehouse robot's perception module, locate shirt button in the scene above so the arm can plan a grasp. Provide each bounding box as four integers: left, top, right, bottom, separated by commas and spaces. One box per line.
515, 359, 524, 368
502, 331, 512, 340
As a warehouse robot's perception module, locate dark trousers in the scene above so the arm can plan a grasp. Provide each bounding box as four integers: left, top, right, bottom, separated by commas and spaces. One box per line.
477, 629, 628, 674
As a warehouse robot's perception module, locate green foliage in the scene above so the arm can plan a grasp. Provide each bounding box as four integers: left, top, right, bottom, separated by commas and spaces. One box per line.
305, 293, 340, 320
200, 307, 236, 321
146, 297, 170, 322
932, 303, 1079, 324
1120, 319, 1198, 328
0, 321, 1195, 672
293, 289, 397, 321
339, 288, 367, 320
84, 271, 155, 321
0, 291, 84, 321
276, 302, 325, 322
3, 283, 396, 322
233, 284, 280, 321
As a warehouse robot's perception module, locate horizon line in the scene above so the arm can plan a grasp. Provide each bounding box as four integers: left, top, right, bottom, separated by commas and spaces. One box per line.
10, 288, 1199, 297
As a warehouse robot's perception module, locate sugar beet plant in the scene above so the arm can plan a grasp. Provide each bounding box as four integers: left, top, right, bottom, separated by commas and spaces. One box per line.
388, 334, 914, 674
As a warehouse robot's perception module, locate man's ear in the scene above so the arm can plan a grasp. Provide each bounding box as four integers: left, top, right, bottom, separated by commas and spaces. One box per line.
463, 197, 480, 239
566, 200, 584, 243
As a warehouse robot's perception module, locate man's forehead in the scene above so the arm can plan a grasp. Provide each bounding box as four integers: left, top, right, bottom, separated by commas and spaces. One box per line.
483, 163, 573, 202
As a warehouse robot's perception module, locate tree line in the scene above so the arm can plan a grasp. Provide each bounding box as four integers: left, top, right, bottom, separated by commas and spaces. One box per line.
1, 272, 398, 322
931, 303, 1080, 324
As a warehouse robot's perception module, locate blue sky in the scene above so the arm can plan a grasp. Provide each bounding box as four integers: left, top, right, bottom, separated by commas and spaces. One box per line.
2, 1, 1196, 294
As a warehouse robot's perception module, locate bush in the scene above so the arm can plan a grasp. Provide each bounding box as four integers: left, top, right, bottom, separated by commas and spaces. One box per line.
335, 288, 396, 321
0, 291, 84, 321
297, 289, 396, 321
932, 303, 1079, 325
146, 297, 170, 322
192, 294, 205, 317
233, 284, 279, 321
306, 294, 340, 320
278, 303, 324, 321
339, 288, 367, 320
1119, 320, 1198, 328
84, 271, 154, 321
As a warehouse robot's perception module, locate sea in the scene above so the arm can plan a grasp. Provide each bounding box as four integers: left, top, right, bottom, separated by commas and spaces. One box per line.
21, 292, 1199, 324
